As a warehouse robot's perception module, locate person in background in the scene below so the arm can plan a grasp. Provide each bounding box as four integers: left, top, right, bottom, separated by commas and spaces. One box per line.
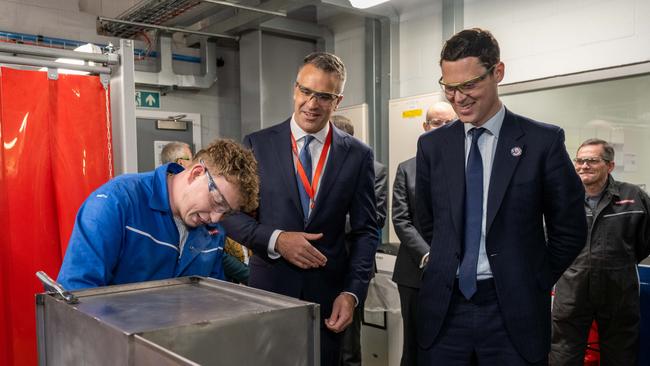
331, 114, 388, 366
392, 101, 456, 366
550, 138, 650, 366
223, 237, 252, 284
57, 139, 259, 290
330, 115, 387, 230
222, 52, 378, 366
416, 28, 586, 365
161, 141, 193, 168
422, 102, 457, 131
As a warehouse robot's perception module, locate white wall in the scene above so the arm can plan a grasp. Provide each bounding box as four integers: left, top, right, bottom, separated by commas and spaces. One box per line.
396, 2, 445, 98
392, 0, 650, 96
465, 0, 650, 84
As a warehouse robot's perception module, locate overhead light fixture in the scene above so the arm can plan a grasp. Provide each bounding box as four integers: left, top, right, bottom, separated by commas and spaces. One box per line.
349, 0, 390, 9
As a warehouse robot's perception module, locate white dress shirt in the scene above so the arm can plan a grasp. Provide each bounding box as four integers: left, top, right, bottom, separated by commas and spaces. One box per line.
460, 104, 505, 279
267, 116, 331, 257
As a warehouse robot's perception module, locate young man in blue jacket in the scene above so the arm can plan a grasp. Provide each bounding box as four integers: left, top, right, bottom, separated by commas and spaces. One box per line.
57, 139, 259, 290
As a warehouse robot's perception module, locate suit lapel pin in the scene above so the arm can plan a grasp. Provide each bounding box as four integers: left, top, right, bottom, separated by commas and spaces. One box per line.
510, 146, 522, 157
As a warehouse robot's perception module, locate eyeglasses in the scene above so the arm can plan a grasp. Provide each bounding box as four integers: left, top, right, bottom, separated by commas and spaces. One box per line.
573, 157, 609, 166
439, 64, 496, 97
425, 118, 454, 127
199, 159, 236, 217
295, 82, 341, 106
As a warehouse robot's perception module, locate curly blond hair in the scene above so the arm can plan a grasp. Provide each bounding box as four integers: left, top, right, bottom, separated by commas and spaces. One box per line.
194, 139, 259, 213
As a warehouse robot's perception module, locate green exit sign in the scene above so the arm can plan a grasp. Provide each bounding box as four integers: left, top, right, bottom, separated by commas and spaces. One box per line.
136, 90, 160, 109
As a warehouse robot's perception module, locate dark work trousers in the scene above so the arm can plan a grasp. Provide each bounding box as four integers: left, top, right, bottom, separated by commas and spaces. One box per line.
398, 284, 419, 366
418, 279, 546, 366
340, 306, 363, 366
550, 266, 640, 366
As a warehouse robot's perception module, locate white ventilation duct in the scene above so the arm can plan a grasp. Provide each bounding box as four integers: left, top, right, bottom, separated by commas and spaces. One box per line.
134, 35, 217, 89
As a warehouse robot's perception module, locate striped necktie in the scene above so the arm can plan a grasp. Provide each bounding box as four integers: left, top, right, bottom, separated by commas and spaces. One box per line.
297, 135, 314, 221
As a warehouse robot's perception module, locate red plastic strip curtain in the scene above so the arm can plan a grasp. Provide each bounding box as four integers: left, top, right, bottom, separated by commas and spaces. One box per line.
0, 67, 113, 366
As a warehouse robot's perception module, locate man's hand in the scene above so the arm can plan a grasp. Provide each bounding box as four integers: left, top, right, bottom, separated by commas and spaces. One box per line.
324, 293, 355, 333
275, 231, 326, 269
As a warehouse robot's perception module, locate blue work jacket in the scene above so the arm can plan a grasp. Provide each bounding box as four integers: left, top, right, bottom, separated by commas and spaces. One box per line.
57, 163, 225, 291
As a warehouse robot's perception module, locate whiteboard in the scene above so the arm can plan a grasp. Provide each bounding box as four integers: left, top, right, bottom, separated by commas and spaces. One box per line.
387, 92, 445, 244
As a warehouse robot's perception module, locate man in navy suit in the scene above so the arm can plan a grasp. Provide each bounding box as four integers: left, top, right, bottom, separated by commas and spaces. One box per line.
416, 28, 587, 365
222, 52, 378, 366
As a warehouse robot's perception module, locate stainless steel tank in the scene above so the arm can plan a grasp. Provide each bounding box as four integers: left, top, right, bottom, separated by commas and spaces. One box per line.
36, 276, 319, 365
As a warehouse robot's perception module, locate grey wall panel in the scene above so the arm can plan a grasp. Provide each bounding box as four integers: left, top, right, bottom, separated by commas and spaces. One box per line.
261, 32, 315, 128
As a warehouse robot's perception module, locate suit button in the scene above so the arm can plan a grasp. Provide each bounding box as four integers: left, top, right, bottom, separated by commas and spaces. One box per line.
446, 284, 452, 291
455, 252, 460, 259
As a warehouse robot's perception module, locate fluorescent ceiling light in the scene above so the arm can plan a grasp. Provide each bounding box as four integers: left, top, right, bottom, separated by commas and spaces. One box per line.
349, 0, 390, 9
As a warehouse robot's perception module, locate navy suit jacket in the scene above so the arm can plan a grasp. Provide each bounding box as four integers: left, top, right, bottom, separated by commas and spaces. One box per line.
415, 109, 587, 362
222, 119, 379, 317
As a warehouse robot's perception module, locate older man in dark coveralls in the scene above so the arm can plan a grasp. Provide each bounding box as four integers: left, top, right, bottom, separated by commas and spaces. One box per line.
551, 138, 650, 365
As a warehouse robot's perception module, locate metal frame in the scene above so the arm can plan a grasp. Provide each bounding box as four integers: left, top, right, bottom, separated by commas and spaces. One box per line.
0, 42, 116, 74
98, 16, 238, 40
110, 39, 139, 175
201, 0, 287, 17
0, 42, 118, 65
97, 0, 286, 40
0, 55, 110, 74
364, 17, 390, 162
499, 60, 650, 96
442, 0, 463, 42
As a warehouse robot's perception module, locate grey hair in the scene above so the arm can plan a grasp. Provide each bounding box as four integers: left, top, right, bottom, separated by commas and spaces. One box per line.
302, 52, 347, 93
578, 138, 615, 162
160, 141, 192, 164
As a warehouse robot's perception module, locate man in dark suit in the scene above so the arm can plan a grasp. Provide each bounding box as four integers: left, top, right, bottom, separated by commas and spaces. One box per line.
392, 101, 456, 366
416, 28, 587, 365
222, 52, 378, 366
330, 115, 387, 366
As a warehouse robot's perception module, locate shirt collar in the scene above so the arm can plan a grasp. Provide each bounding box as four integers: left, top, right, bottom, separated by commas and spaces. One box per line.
150, 162, 184, 212
290, 114, 330, 144
463, 104, 506, 138
585, 176, 613, 201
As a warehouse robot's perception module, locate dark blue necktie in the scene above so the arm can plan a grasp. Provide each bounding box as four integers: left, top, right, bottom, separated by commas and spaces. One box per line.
297, 135, 314, 221
459, 127, 486, 300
